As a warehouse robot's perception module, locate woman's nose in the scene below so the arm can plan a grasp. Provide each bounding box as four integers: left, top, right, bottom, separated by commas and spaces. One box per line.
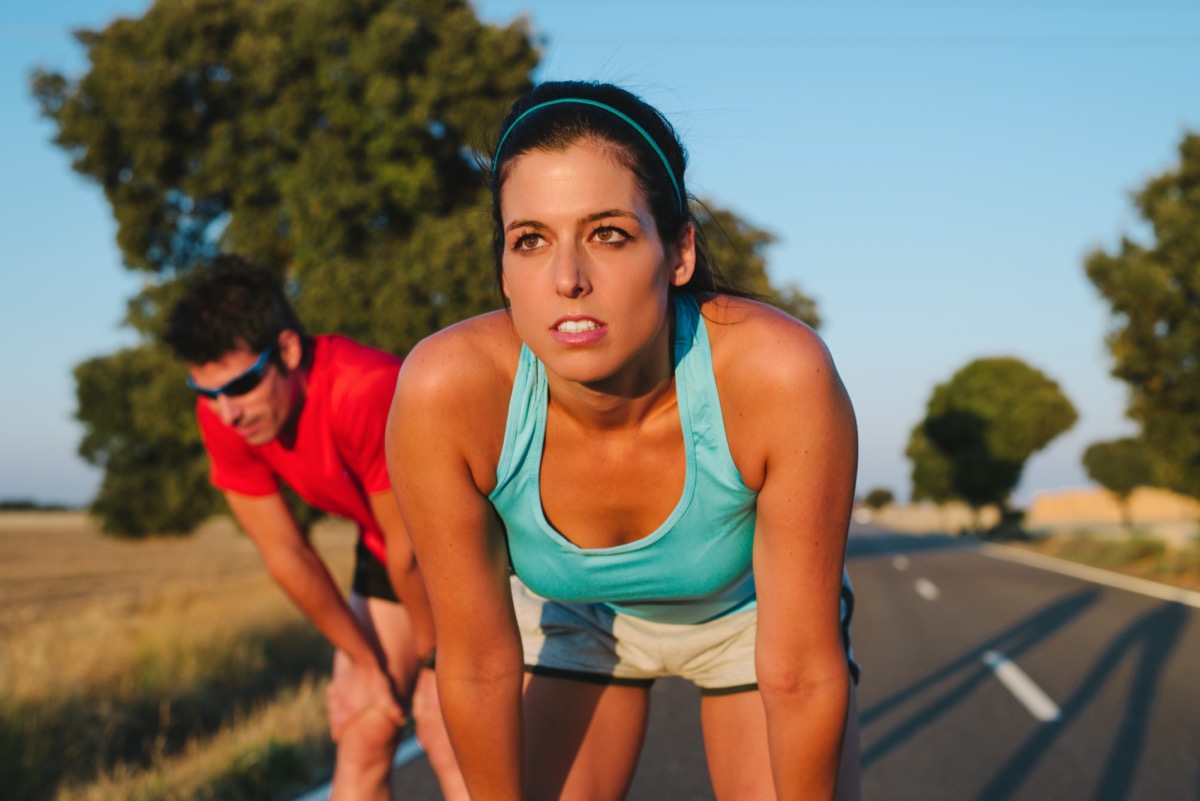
554, 244, 591, 298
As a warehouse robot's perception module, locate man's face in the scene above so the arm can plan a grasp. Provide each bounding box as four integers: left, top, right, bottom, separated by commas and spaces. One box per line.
187, 334, 304, 446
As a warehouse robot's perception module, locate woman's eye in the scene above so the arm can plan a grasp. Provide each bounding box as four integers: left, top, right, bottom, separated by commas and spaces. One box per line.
593, 226, 628, 244
513, 233, 543, 251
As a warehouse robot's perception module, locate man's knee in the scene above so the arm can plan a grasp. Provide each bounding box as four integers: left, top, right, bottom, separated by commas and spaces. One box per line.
335, 707, 403, 767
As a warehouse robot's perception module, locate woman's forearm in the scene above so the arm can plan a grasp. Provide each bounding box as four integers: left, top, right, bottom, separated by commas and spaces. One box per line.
437, 644, 526, 800
761, 669, 850, 800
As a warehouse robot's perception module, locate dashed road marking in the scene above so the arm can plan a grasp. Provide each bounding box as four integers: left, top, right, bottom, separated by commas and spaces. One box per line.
914, 577, 940, 600
982, 650, 1061, 722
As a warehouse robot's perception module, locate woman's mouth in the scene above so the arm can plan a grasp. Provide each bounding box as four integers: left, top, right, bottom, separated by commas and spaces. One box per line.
551, 317, 606, 345
556, 319, 599, 333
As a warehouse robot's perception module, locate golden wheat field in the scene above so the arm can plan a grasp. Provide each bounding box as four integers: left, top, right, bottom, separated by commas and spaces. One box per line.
0, 511, 358, 801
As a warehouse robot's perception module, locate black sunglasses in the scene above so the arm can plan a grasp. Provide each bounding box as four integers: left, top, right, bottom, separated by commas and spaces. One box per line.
187, 344, 277, 399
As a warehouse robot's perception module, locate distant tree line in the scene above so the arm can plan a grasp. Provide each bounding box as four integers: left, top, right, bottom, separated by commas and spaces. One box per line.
0, 499, 74, 511
35, 0, 823, 537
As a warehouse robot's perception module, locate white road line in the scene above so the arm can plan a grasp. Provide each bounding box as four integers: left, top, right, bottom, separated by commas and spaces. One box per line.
981, 544, 1200, 610
892, 554, 910, 571
914, 577, 940, 600
982, 650, 1061, 722
292, 738, 425, 801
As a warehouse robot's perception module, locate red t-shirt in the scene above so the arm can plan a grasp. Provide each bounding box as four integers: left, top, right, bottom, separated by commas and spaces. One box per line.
197, 334, 401, 563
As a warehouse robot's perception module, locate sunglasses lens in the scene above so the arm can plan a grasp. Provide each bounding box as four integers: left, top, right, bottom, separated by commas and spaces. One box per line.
221, 369, 264, 397
188, 349, 273, 398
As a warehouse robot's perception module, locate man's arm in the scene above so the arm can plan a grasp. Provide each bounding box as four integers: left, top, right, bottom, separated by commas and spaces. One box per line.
225, 490, 404, 736
367, 490, 436, 660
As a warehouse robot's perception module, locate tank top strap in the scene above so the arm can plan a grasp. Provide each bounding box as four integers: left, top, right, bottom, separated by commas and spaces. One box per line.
493, 344, 546, 493
672, 294, 743, 487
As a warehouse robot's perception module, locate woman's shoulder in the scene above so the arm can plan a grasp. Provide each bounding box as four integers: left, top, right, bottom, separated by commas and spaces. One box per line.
696, 296, 853, 488
697, 294, 835, 387
397, 310, 521, 415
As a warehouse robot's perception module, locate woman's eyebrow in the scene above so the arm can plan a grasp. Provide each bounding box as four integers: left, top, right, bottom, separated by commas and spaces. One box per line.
504, 209, 638, 233
580, 208, 636, 224
504, 219, 546, 233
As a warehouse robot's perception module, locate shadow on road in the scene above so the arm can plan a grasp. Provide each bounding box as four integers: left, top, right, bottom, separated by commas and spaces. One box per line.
859, 589, 1099, 766
973, 601, 1188, 801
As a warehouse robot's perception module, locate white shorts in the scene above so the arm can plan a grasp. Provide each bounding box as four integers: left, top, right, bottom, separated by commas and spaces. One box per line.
512, 575, 859, 694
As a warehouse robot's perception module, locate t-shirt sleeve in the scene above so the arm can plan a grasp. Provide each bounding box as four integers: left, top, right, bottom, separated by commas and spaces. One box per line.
196, 402, 278, 496
333, 362, 401, 495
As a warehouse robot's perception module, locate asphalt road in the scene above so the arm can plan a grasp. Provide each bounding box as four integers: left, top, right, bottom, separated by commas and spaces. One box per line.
387, 525, 1200, 800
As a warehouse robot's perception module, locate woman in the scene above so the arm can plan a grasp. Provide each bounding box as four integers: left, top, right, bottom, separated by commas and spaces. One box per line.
386, 81, 860, 800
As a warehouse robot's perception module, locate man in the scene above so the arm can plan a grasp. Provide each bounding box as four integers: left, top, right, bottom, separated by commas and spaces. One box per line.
165, 257, 466, 801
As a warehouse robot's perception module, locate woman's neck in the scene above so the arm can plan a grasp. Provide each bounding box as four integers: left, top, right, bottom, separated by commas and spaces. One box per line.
545, 309, 677, 432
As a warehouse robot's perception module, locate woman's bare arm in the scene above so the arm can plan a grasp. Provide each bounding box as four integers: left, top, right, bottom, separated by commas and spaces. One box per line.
385, 321, 525, 801
716, 300, 858, 800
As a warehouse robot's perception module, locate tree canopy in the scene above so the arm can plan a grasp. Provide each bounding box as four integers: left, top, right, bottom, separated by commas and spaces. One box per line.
1082, 437, 1157, 526
1086, 133, 1200, 501
35, 0, 821, 536
863, 488, 895, 510
907, 357, 1078, 517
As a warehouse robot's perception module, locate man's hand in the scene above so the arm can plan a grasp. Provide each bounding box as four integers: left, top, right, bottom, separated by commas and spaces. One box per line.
326, 649, 406, 741
411, 663, 439, 724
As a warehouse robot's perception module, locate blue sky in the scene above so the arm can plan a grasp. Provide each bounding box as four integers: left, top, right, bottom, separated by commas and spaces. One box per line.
3, 1, 1198, 507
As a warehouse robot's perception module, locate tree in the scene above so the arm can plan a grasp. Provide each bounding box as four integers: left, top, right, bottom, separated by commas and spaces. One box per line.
74, 345, 215, 536
35, 0, 819, 536
1086, 133, 1200, 501
863, 488, 895, 511
905, 424, 955, 505
34, 0, 537, 536
1082, 437, 1157, 527
907, 357, 1078, 528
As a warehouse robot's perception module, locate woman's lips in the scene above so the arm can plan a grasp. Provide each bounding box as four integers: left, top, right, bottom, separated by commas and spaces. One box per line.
551, 316, 606, 345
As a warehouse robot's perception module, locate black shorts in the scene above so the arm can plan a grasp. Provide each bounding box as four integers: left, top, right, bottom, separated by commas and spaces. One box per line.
351, 539, 399, 603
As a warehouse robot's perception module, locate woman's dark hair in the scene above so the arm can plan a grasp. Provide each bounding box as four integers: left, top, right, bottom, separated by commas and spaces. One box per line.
164, 255, 310, 367
487, 81, 750, 301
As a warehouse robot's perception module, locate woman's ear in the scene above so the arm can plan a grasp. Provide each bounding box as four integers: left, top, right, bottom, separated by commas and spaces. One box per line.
669, 222, 697, 288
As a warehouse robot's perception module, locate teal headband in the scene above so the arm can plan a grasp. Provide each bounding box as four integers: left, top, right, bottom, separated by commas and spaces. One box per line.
493, 97, 684, 214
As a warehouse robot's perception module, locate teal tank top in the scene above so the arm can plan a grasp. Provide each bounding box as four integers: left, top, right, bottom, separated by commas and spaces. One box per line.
488, 294, 758, 625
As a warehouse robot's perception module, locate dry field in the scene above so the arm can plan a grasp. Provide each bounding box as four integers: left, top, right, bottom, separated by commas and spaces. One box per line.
0, 511, 358, 801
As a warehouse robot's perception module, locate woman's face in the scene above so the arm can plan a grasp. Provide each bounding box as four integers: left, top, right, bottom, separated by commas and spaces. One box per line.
499, 138, 694, 387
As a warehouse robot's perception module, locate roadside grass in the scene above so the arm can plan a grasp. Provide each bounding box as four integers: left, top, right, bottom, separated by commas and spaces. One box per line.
1010, 529, 1200, 592
48, 678, 334, 801
0, 513, 355, 801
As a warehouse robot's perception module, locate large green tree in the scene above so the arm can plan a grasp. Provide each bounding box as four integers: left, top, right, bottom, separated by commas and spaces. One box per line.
34, 0, 538, 536
1086, 133, 1200, 500
907, 357, 1078, 524
36, 0, 818, 536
